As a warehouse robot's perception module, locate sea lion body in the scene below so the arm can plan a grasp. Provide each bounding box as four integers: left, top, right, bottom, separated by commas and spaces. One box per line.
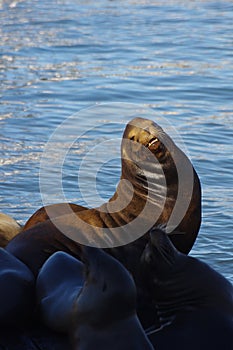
72, 246, 153, 350
0, 248, 35, 326
141, 228, 233, 349
148, 309, 232, 350
6, 220, 83, 276
7, 117, 201, 261
36, 251, 84, 333
23, 203, 87, 231
0, 212, 21, 247
6, 117, 201, 326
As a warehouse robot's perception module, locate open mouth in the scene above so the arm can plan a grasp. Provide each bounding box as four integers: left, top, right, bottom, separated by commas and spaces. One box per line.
147, 136, 167, 161
148, 137, 159, 148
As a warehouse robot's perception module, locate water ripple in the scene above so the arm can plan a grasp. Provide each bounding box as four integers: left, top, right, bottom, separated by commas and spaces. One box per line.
0, 0, 232, 282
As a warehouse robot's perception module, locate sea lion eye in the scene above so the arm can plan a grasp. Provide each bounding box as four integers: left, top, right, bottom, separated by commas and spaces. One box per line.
148, 137, 159, 147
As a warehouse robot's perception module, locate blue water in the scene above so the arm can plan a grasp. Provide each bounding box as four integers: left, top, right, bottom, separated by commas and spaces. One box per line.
0, 0, 232, 282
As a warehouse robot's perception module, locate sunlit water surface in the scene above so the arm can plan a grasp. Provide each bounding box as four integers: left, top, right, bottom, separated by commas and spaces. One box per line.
0, 0, 232, 282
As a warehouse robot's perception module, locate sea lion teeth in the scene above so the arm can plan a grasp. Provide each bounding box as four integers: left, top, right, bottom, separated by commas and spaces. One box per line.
148, 138, 159, 147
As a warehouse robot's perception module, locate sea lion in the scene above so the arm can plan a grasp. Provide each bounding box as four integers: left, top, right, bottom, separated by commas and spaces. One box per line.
7, 117, 201, 262
141, 227, 233, 350
0, 212, 21, 247
0, 248, 35, 326
6, 117, 201, 325
71, 246, 154, 350
36, 251, 84, 333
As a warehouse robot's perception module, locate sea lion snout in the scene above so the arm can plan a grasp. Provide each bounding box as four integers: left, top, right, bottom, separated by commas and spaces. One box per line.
123, 117, 161, 145
122, 118, 174, 168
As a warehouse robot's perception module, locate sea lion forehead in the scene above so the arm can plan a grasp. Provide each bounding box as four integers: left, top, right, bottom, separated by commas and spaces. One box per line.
124, 117, 164, 142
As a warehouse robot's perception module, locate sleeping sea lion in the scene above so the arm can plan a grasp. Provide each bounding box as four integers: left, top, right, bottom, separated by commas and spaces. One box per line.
0, 212, 21, 247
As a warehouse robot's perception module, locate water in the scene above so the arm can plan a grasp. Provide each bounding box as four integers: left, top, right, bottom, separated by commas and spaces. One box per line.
0, 0, 232, 282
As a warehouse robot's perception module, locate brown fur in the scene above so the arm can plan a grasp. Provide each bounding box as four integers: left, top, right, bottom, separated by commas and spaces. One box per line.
6, 118, 201, 327
0, 213, 21, 247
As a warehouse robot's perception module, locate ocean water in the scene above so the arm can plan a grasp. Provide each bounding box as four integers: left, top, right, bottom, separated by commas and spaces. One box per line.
0, 0, 232, 282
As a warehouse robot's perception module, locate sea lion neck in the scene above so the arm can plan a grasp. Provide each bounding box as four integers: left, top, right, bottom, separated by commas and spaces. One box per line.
140, 228, 189, 324
105, 117, 179, 226
94, 116, 201, 250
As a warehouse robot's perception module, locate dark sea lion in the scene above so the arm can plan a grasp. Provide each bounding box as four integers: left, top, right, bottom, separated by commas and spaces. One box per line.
0, 248, 35, 326
36, 251, 84, 333
6, 220, 83, 276
0, 212, 21, 247
0, 324, 69, 350
6, 117, 201, 326
141, 227, 233, 350
72, 246, 154, 350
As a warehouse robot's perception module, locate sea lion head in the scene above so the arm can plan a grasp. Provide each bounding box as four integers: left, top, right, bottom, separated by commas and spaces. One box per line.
72, 246, 154, 349
74, 246, 136, 328
141, 226, 182, 279
121, 117, 177, 180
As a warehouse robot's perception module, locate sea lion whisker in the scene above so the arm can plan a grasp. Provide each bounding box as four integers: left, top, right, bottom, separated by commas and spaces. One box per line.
167, 230, 186, 236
